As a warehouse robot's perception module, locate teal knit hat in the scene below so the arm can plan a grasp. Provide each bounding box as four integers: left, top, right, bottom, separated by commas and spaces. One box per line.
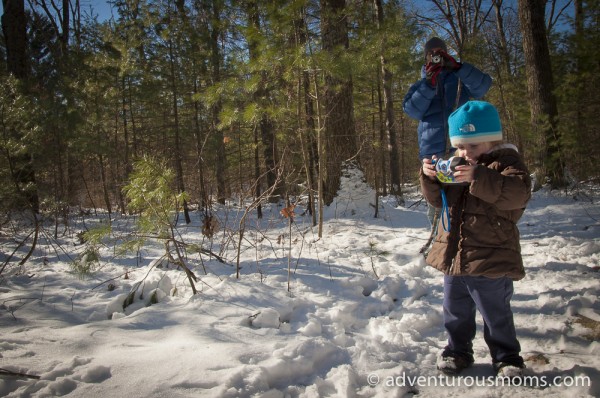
448, 101, 503, 146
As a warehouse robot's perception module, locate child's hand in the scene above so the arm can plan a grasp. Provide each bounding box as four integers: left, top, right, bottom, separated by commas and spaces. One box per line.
452, 164, 477, 183
422, 157, 438, 180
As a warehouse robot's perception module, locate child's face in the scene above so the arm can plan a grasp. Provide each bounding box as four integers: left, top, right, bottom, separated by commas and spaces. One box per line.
456, 142, 494, 164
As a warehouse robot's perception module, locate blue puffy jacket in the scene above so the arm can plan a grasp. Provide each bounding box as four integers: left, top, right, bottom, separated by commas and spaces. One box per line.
403, 63, 492, 159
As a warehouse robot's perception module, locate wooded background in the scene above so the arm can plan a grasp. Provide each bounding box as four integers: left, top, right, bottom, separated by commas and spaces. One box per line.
1, 0, 598, 224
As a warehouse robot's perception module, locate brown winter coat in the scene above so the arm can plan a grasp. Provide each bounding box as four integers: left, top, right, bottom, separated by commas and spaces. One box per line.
420, 144, 531, 281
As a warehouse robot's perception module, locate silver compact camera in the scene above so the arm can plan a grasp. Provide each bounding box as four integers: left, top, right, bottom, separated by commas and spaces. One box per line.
431, 53, 443, 65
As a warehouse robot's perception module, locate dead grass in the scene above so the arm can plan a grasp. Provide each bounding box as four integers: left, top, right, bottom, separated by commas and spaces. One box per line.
574, 314, 600, 341
525, 352, 550, 365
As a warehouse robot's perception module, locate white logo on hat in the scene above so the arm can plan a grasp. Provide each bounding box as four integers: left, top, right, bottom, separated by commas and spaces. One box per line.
460, 124, 476, 132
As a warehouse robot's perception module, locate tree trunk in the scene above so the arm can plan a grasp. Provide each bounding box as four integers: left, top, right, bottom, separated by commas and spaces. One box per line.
518, 0, 564, 187
2, 0, 28, 79
245, 0, 281, 204
574, 0, 584, 173
167, 37, 191, 224
254, 126, 262, 219
493, 0, 512, 76
209, 0, 227, 204
193, 77, 209, 213
244, 1, 263, 218
374, 0, 401, 201
302, 70, 318, 225
320, 0, 358, 205
98, 154, 112, 216
294, 7, 317, 225
491, 0, 520, 148
127, 79, 139, 158
112, 107, 126, 214
2, 0, 40, 213
375, 81, 387, 198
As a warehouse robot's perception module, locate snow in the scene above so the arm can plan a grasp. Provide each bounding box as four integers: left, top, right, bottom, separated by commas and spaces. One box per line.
1, 167, 599, 397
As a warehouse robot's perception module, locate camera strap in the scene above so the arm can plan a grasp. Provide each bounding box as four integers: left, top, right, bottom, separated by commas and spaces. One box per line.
440, 189, 451, 232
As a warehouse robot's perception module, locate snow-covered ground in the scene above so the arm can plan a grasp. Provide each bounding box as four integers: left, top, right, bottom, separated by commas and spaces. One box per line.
1, 169, 599, 397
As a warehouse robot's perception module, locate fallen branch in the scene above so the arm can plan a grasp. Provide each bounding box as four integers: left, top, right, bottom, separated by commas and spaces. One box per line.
0, 229, 35, 276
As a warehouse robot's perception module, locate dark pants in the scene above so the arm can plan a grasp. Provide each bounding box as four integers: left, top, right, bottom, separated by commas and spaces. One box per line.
442, 275, 523, 366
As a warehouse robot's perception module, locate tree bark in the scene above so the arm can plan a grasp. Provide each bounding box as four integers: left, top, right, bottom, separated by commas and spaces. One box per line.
193, 77, 209, 213
518, 0, 564, 186
320, 0, 358, 205
167, 36, 191, 224
2, 0, 40, 213
245, 0, 282, 204
208, 0, 227, 204
491, 0, 520, 148
2, 0, 28, 78
293, 7, 317, 224
374, 0, 402, 201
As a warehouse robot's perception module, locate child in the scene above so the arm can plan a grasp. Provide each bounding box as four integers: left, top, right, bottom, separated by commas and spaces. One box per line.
420, 100, 531, 378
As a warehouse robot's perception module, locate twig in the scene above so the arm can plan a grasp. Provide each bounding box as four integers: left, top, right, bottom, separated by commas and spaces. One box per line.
1, 297, 40, 320
90, 271, 132, 291
123, 257, 163, 309
407, 197, 425, 209
0, 229, 34, 275
235, 164, 285, 278
419, 209, 440, 255
19, 211, 39, 266
176, 240, 226, 263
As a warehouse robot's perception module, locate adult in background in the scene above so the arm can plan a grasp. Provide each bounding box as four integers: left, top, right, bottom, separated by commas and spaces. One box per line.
403, 37, 492, 233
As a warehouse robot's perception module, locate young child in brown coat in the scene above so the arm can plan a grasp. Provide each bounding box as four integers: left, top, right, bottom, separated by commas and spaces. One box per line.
420, 100, 531, 378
